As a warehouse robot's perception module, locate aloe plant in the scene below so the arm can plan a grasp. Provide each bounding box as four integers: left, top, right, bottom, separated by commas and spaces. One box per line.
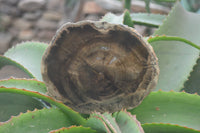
0, 2, 200, 133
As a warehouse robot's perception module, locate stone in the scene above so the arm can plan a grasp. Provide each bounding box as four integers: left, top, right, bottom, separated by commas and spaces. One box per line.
23, 10, 42, 20
4, 0, 19, 5
0, 66, 30, 80
0, 15, 12, 29
18, 0, 46, 12
95, 0, 123, 12
47, 0, 64, 12
0, 4, 21, 16
134, 25, 147, 36
0, 33, 13, 54
42, 11, 62, 21
8, 28, 19, 37
13, 19, 33, 30
36, 19, 57, 30
83, 1, 105, 14
36, 29, 55, 40
18, 29, 35, 40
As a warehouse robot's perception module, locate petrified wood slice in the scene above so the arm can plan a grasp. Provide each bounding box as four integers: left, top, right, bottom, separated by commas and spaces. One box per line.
41, 21, 159, 114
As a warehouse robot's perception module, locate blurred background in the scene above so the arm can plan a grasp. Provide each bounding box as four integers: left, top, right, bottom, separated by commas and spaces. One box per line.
1, 0, 200, 55
0, 0, 175, 55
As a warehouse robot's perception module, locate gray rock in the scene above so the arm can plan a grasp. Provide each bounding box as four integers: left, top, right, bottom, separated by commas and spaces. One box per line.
36, 29, 55, 40
0, 33, 13, 54
0, 4, 21, 16
42, 11, 62, 21
0, 66, 30, 80
36, 19, 57, 30
18, 29, 35, 40
95, 0, 123, 12
47, 0, 64, 12
0, 15, 12, 29
23, 10, 42, 20
18, 0, 46, 12
4, 0, 19, 5
13, 19, 33, 30
8, 28, 19, 37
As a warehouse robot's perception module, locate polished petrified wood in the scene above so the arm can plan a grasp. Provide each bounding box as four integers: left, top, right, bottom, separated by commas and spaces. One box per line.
41, 21, 159, 114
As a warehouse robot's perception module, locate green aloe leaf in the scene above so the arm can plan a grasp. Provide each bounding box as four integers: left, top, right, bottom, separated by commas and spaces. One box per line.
129, 91, 200, 130
182, 58, 200, 94
113, 110, 144, 133
50, 126, 96, 133
0, 78, 48, 122
148, 35, 200, 50
0, 78, 47, 121
0, 108, 74, 133
0, 92, 44, 122
150, 2, 200, 91
123, 10, 134, 27
84, 113, 110, 133
130, 13, 165, 27
4, 41, 48, 81
0, 87, 85, 125
101, 12, 165, 28
124, 0, 131, 10
101, 112, 121, 133
0, 78, 47, 94
101, 12, 124, 25
85, 111, 144, 133
101, 10, 133, 27
0, 55, 34, 78
86, 112, 121, 133
142, 123, 200, 133
0, 79, 47, 121
144, 0, 150, 13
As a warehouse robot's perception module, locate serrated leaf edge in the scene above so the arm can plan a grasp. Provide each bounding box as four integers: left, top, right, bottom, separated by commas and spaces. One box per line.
0, 108, 43, 126
115, 109, 144, 133
91, 112, 118, 133
90, 114, 111, 133
0, 78, 47, 94
5, 41, 48, 54
123, 110, 144, 133
130, 13, 166, 27
0, 55, 35, 78
0, 77, 45, 83
153, 2, 179, 35
181, 57, 200, 92
49, 126, 95, 133
142, 123, 200, 132
0, 87, 86, 125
